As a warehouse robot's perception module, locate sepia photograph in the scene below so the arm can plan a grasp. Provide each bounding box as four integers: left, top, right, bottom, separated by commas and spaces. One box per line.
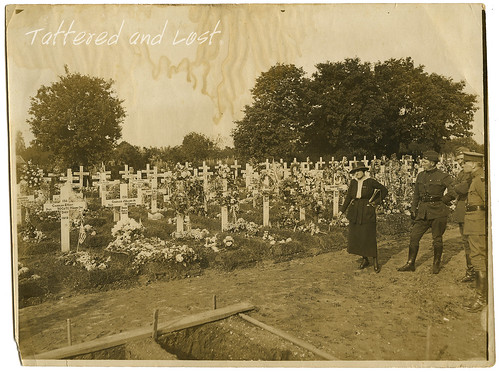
5, 1, 495, 367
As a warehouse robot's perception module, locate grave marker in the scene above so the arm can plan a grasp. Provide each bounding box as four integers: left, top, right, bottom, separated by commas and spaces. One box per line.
231, 160, 242, 178
105, 184, 138, 222
74, 166, 90, 189
43, 184, 87, 252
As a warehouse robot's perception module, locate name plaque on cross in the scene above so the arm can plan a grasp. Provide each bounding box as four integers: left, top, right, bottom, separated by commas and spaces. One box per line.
43, 184, 87, 252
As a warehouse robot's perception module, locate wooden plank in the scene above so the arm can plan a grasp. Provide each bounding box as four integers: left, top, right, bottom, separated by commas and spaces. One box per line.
238, 313, 336, 361
27, 302, 254, 360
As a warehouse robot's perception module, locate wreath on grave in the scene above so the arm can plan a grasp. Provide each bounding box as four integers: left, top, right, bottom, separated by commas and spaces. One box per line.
20, 161, 44, 191
167, 164, 204, 215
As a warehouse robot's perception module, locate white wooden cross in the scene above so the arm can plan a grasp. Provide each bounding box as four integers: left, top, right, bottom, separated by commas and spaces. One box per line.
142, 164, 156, 179
74, 166, 90, 189
324, 183, 348, 218
316, 157, 325, 170
105, 183, 138, 222
214, 160, 224, 173
348, 157, 357, 170
60, 169, 79, 188
362, 156, 369, 167
43, 184, 87, 252
120, 165, 137, 193
16, 184, 35, 226
198, 161, 213, 211
301, 157, 311, 171
131, 171, 149, 204
143, 178, 162, 214
92, 170, 112, 205
242, 164, 253, 189
231, 160, 242, 178
221, 179, 229, 231
281, 160, 290, 179
263, 175, 270, 227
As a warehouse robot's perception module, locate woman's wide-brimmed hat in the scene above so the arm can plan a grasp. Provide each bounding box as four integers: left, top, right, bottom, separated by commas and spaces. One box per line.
350, 161, 369, 174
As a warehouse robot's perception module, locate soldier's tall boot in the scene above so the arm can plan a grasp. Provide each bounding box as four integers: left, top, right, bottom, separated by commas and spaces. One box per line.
460, 254, 476, 283
397, 244, 418, 272
432, 245, 443, 274
465, 271, 487, 312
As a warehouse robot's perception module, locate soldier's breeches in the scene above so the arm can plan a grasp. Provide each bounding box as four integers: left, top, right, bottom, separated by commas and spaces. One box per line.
459, 223, 471, 255
410, 217, 447, 252
469, 234, 487, 272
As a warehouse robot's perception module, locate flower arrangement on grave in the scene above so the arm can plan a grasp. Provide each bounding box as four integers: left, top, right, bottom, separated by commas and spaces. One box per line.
295, 221, 322, 235
168, 163, 204, 215
330, 214, 349, 228
19, 161, 44, 192
19, 222, 46, 243
262, 230, 292, 245
225, 218, 260, 235
57, 251, 110, 271
18, 262, 41, 282
211, 164, 240, 218
171, 228, 210, 240
105, 218, 145, 251
110, 237, 199, 269
223, 235, 234, 248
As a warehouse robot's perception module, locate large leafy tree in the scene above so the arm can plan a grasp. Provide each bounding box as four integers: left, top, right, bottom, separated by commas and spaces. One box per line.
232, 64, 311, 160
372, 57, 478, 154
27, 66, 126, 168
181, 132, 216, 162
233, 58, 478, 159
308, 58, 384, 158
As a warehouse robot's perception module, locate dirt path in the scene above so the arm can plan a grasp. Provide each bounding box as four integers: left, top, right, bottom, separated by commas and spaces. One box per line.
18, 226, 489, 361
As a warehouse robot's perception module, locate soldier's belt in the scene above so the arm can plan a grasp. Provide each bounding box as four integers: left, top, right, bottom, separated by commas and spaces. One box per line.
466, 205, 486, 212
420, 196, 442, 202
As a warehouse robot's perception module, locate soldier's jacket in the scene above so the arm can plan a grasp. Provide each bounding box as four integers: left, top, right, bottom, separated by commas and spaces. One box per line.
453, 170, 473, 223
463, 167, 486, 236
411, 168, 455, 220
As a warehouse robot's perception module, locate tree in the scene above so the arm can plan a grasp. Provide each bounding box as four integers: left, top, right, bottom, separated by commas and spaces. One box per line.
15, 130, 26, 156
181, 132, 216, 162
308, 58, 384, 158
111, 141, 144, 169
232, 64, 311, 160
27, 66, 126, 168
372, 57, 478, 153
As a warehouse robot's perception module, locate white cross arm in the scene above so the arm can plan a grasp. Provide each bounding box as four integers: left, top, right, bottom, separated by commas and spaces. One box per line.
104, 198, 139, 207
43, 201, 87, 212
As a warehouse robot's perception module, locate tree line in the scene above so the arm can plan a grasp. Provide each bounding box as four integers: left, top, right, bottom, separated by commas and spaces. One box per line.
19, 58, 481, 172
232, 57, 479, 161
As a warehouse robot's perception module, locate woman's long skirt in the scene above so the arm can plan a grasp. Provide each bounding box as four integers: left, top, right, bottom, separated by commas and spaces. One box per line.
347, 222, 377, 257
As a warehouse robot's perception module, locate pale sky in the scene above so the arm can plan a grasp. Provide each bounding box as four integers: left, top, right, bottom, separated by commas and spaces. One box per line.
6, 3, 485, 148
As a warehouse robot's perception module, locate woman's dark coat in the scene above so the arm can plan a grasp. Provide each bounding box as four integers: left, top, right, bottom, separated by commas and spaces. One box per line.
340, 177, 388, 257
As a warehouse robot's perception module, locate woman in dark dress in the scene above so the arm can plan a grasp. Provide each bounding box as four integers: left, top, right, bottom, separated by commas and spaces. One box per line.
339, 162, 388, 273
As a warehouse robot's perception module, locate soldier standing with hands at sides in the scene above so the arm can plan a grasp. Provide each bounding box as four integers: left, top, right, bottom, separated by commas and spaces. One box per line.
338, 161, 388, 273
452, 147, 475, 282
461, 152, 487, 312
398, 151, 455, 274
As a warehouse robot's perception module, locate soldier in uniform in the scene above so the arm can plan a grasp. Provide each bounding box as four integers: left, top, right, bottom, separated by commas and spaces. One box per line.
461, 152, 487, 312
452, 147, 475, 282
398, 150, 455, 274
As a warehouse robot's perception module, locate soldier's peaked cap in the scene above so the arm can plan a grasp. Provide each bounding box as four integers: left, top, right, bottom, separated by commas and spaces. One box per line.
463, 151, 484, 162
422, 150, 439, 162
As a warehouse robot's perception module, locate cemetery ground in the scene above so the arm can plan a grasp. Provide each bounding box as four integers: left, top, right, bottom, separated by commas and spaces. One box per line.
17, 201, 488, 361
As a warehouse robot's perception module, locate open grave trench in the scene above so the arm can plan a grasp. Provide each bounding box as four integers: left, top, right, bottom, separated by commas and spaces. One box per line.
27, 302, 334, 362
